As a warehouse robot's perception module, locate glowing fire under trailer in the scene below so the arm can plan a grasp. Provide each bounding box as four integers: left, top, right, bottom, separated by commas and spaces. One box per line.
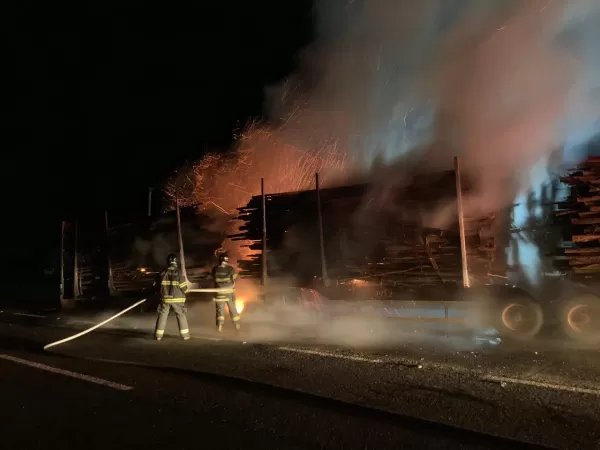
233, 157, 600, 343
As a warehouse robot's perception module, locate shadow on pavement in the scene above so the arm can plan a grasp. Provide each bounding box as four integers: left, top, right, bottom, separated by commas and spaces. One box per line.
0, 335, 49, 355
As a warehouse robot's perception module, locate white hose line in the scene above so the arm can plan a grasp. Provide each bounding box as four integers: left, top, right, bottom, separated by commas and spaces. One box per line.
43, 298, 147, 351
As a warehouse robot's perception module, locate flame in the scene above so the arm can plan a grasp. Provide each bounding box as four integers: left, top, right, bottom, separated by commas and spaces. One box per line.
235, 299, 245, 314
164, 120, 351, 262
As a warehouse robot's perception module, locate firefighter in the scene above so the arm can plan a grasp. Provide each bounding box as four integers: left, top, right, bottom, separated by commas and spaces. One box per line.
212, 254, 240, 332
154, 253, 190, 341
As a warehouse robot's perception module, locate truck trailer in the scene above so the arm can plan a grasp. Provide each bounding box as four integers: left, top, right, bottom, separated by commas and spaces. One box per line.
65, 159, 600, 343
231, 159, 600, 344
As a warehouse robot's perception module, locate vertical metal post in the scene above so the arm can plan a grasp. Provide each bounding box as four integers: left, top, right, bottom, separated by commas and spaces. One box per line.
315, 173, 329, 284
175, 192, 187, 281
148, 187, 153, 217
261, 178, 268, 287
60, 221, 65, 301
454, 156, 471, 288
73, 220, 81, 298
105, 211, 117, 296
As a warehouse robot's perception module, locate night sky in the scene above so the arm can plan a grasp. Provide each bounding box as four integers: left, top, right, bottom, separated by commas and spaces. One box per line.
4, 2, 313, 264
5, 2, 313, 211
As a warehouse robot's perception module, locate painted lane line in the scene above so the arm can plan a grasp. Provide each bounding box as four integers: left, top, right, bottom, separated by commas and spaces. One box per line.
191, 335, 223, 341
66, 320, 97, 325
0, 354, 133, 391
277, 346, 383, 363
278, 347, 600, 396
13, 313, 46, 318
482, 375, 600, 396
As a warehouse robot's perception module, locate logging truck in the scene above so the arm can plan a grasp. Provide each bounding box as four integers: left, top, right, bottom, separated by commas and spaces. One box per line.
68, 158, 600, 343
234, 158, 600, 344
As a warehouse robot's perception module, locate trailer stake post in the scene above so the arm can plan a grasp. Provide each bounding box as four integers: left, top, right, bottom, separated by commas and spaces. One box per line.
175, 192, 188, 282
60, 221, 65, 302
454, 156, 471, 288
316, 172, 329, 285
261, 178, 268, 287
73, 220, 80, 298
105, 211, 118, 297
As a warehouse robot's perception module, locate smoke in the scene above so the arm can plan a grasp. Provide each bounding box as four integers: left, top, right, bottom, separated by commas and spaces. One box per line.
166, 0, 600, 285
130, 211, 223, 270
281, 0, 599, 221
265, 0, 600, 287
65, 280, 501, 352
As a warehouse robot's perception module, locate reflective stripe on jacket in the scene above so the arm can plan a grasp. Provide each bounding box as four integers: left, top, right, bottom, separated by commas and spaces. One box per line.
211, 264, 238, 300
160, 264, 188, 303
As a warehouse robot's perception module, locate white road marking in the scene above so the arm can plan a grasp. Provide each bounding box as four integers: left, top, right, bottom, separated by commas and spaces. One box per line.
482, 375, 600, 396
191, 335, 223, 341
277, 346, 600, 396
68, 320, 97, 325
0, 354, 133, 391
13, 313, 46, 318
277, 346, 383, 363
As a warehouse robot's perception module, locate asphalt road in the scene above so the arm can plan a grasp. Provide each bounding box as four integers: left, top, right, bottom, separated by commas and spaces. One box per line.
1, 304, 600, 449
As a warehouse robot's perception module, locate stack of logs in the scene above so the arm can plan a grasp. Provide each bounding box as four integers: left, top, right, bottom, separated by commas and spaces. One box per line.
231, 172, 498, 287
555, 156, 600, 276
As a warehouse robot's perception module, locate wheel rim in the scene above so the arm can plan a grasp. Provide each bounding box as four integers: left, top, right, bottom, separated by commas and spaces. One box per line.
567, 304, 593, 334
501, 303, 537, 332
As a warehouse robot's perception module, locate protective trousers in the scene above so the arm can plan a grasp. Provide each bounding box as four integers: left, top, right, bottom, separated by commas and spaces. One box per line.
215, 294, 240, 327
154, 302, 190, 339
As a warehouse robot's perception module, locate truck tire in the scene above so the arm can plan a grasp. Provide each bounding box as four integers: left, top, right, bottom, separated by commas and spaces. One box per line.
559, 294, 600, 344
494, 297, 544, 341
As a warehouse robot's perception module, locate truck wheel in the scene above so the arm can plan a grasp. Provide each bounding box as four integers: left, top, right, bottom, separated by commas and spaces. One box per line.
495, 297, 543, 341
559, 295, 600, 344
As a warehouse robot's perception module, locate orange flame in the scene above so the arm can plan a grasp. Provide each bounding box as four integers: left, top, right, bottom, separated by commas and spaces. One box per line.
165, 120, 351, 262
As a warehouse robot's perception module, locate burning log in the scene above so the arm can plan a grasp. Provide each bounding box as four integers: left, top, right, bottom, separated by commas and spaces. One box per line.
552, 157, 600, 277
572, 235, 600, 243
564, 248, 600, 255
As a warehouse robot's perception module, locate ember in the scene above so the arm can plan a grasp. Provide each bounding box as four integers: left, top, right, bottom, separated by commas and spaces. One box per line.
164, 121, 350, 262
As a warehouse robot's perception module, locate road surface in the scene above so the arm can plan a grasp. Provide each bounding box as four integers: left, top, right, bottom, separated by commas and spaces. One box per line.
1, 303, 599, 449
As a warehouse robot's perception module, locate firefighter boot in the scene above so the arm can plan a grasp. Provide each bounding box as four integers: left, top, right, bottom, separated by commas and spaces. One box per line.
217, 324, 223, 332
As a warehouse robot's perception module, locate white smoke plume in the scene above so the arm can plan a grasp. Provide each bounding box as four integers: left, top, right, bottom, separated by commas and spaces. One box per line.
164, 0, 600, 288
264, 0, 600, 223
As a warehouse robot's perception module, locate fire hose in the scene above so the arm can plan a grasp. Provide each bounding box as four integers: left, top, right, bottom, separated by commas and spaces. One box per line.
43, 288, 235, 351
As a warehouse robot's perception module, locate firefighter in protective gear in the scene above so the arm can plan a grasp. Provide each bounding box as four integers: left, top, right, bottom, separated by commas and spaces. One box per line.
211, 254, 240, 332
154, 253, 190, 341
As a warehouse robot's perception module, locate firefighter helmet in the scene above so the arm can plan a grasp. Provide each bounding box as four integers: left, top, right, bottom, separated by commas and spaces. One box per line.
218, 254, 229, 264
167, 253, 178, 266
